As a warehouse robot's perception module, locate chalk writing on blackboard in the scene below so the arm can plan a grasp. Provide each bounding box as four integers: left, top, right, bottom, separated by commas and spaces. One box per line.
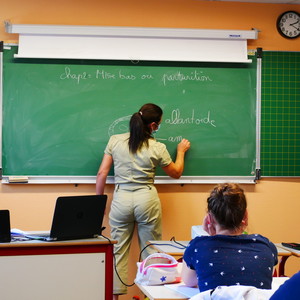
60, 67, 93, 84
162, 71, 212, 86
59, 67, 213, 86
165, 109, 216, 127
108, 108, 217, 143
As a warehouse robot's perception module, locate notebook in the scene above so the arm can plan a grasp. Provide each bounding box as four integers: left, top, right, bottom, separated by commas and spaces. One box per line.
25, 195, 107, 241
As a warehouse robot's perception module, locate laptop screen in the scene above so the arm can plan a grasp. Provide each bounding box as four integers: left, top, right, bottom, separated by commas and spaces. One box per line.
50, 195, 107, 240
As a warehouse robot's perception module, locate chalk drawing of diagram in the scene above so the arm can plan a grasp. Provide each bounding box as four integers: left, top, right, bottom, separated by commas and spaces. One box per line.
108, 115, 131, 137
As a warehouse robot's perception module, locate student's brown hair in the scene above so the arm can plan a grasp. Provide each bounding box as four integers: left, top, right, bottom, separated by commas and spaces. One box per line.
207, 183, 247, 231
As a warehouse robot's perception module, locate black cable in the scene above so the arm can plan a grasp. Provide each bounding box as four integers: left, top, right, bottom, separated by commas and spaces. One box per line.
139, 240, 186, 262
139, 242, 155, 262
100, 234, 187, 288
101, 233, 135, 287
170, 236, 188, 249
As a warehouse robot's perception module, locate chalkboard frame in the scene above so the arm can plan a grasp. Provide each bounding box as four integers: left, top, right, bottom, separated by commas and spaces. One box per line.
1, 45, 261, 184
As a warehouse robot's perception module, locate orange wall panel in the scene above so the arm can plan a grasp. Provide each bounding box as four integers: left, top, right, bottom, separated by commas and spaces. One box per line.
0, 2, 300, 299
1, 0, 300, 51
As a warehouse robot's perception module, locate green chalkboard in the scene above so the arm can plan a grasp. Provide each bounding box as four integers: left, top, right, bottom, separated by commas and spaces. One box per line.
261, 51, 300, 176
2, 46, 258, 181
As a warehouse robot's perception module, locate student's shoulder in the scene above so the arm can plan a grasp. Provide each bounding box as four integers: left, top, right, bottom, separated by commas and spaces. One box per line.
246, 234, 277, 250
247, 233, 273, 243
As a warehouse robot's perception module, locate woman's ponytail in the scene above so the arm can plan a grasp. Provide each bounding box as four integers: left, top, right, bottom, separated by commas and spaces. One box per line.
128, 103, 162, 153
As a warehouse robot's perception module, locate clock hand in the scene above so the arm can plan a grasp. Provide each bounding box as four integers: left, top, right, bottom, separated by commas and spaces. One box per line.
290, 25, 300, 31
290, 20, 299, 26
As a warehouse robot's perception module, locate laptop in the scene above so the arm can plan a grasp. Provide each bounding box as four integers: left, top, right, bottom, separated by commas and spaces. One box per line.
25, 195, 107, 241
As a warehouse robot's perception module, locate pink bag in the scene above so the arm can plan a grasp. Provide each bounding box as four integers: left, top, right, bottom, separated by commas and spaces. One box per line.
135, 253, 180, 285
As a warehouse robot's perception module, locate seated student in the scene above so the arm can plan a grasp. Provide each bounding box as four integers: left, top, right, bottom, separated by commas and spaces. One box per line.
270, 271, 300, 300
181, 183, 278, 292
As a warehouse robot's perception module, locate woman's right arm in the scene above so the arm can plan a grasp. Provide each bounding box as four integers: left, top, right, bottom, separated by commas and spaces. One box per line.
96, 154, 113, 195
162, 138, 191, 179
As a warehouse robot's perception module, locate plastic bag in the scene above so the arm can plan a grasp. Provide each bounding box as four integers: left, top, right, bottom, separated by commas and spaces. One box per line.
135, 253, 180, 285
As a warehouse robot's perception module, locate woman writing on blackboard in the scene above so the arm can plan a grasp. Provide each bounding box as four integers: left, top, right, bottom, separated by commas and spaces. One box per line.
96, 103, 190, 299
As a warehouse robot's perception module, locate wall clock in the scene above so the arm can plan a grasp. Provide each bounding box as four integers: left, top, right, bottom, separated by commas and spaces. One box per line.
276, 11, 300, 39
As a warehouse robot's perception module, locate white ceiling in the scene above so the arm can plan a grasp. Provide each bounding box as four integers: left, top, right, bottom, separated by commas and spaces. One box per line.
204, 0, 300, 4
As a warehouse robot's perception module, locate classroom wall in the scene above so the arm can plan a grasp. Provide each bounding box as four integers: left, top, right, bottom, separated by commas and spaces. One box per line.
1, 1, 300, 299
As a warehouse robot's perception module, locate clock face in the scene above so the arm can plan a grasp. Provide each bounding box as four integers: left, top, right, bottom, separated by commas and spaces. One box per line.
277, 11, 300, 39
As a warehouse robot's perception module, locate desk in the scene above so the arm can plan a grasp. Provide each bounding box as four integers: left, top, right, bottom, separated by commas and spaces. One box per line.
0, 237, 116, 300
148, 241, 292, 277
277, 243, 300, 257
274, 243, 293, 277
136, 282, 188, 300
137, 277, 289, 300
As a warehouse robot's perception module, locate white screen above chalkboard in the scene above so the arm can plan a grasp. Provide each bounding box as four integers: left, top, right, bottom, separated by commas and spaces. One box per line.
7, 23, 258, 62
